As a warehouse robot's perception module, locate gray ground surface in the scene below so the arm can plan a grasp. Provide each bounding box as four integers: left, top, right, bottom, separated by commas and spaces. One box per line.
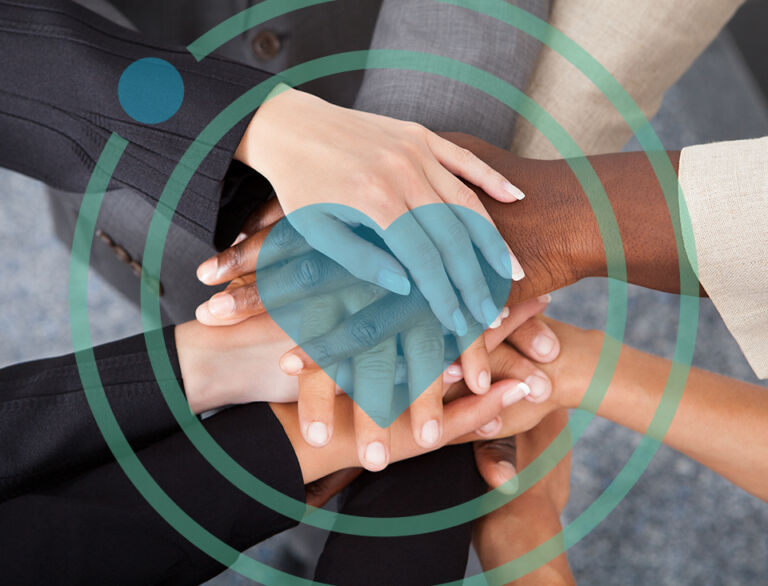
1, 30, 766, 586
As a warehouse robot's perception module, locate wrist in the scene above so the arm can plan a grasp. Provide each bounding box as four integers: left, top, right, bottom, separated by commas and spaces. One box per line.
235, 85, 322, 175
174, 322, 235, 414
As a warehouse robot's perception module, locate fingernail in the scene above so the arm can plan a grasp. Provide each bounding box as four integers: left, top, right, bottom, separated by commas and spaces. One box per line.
489, 315, 502, 329
503, 181, 526, 201
377, 269, 410, 295
232, 232, 247, 246
420, 420, 440, 446
525, 374, 549, 399
446, 364, 463, 377
364, 442, 388, 469
197, 258, 217, 283
503, 381, 531, 407
538, 293, 552, 303
497, 461, 519, 495
452, 309, 468, 337
481, 298, 499, 328
509, 252, 525, 281
502, 307, 510, 319
280, 354, 304, 375
533, 333, 556, 356
478, 417, 500, 435
306, 421, 329, 446
478, 370, 491, 393
207, 293, 235, 316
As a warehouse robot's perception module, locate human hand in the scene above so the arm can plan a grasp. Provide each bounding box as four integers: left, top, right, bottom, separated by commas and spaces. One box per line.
223, 85, 527, 335
471, 410, 575, 586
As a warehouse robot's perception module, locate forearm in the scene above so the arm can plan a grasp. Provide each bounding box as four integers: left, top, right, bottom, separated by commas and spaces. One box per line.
486, 150, 697, 294
559, 333, 768, 500
475, 496, 574, 586
451, 135, 703, 297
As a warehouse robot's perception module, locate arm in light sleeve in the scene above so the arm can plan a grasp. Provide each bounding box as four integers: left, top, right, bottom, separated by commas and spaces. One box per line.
678, 136, 768, 379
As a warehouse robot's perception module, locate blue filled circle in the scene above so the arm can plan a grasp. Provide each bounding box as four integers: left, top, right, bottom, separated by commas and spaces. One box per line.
118, 58, 184, 124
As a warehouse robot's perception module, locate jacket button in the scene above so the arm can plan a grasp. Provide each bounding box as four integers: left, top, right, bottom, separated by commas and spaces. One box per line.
252, 30, 282, 60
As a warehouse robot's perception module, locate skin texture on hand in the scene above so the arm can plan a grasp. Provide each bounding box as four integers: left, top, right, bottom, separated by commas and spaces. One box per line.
472, 410, 575, 586
442, 133, 702, 298
228, 86, 527, 336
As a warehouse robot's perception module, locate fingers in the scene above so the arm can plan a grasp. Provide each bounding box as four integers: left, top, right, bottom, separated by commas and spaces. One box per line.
381, 213, 465, 334
401, 321, 445, 448
354, 406, 392, 472
474, 437, 519, 494
489, 344, 552, 404
482, 296, 552, 353
508, 314, 561, 364
422, 164, 524, 282
426, 131, 526, 203
297, 368, 337, 447
459, 329, 493, 395
410, 203, 499, 326
280, 288, 431, 372
195, 274, 262, 326
197, 219, 311, 286
293, 212, 411, 296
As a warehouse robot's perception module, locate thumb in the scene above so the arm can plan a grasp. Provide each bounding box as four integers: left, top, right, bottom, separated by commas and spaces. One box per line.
474, 438, 519, 495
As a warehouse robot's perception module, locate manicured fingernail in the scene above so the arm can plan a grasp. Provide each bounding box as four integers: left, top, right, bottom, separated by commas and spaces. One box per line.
420, 420, 440, 446
525, 374, 549, 399
503, 381, 531, 407
280, 354, 304, 375
538, 293, 552, 303
364, 442, 388, 469
306, 421, 329, 447
509, 252, 525, 281
497, 461, 519, 494
478, 417, 501, 435
446, 364, 463, 377
503, 181, 526, 201
232, 232, 247, 246
502, 307, 510, 319
197, 258, 217, 283
489, 316, 502, 329
377, 269, 410, 295
481, 298, 499, 328
452, 309, 468, 337
533, 333, 556, 356
478, 370, 491, 393
207, 293, 234, 316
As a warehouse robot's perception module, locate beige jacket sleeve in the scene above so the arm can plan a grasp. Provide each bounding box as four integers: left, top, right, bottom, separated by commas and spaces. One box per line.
511, 0, 745, 159
679, 138, 768, 378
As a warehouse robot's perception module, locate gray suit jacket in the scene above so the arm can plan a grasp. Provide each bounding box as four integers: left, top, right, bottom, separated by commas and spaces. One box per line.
54, 0, 550, 322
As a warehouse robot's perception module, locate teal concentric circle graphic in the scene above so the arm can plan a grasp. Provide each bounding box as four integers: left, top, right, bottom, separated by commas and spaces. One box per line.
69, 0, 700, 583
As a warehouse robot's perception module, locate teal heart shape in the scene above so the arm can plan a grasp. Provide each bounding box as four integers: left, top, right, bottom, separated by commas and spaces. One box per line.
257, 203, 513, 427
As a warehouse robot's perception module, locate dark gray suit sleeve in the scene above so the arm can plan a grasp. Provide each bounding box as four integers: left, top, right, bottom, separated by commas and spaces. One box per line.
0, 0, 277, 241
0, 327, 188, 500
353, 0, 551, 147
0, 401, 305, 586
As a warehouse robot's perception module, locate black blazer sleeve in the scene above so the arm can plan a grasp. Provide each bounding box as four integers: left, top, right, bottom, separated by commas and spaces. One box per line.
0, 402, 305, 586
0, 327, 187, 500
0, 0, 277, 241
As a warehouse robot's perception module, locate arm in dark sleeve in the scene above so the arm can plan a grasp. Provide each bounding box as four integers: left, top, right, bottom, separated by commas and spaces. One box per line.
0, 402, 305, 586
315, 444, 484, 585
0, 0, 277, 241
0, 327, 184, 500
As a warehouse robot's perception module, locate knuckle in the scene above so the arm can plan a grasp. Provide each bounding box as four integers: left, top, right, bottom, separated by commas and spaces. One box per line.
271, 220, 298, 250
405, 335, 443, 361
242, 284, 262, 310
349, 317, 383, 349
294, 257, 326, 288
454, 184, 479, 207
218, 245, 244, 273
454, 146, 475, 165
